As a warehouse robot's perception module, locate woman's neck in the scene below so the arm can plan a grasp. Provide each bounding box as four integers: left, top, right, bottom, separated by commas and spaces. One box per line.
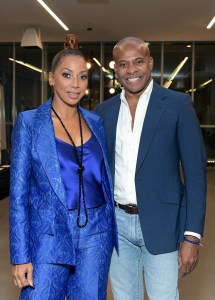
52, 99, 78, 120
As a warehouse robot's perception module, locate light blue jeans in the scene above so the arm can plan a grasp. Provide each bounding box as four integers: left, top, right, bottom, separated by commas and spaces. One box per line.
110, 207, 179, 300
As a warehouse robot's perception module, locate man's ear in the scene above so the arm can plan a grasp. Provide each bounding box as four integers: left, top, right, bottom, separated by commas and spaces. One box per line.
149, 57, 154, 71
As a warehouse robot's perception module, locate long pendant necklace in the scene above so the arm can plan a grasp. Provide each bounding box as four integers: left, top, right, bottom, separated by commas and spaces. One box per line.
52, 106, 88, 228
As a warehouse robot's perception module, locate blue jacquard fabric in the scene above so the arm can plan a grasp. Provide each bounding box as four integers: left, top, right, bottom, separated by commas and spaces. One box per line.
19, 205, 114, 300
9, 98, 118, 266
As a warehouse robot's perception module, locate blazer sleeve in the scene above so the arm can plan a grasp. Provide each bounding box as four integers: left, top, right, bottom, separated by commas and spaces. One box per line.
177, 94, 207, 236
10, 113, 32, 264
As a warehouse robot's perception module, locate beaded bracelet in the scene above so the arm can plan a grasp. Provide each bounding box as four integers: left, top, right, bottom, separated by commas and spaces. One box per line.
184, 237, 203, 246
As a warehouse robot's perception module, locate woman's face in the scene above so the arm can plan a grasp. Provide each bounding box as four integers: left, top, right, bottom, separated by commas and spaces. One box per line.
49, 55, 88, 107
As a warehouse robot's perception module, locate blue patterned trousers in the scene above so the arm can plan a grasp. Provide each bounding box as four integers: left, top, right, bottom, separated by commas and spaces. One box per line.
20, 204, 114, 300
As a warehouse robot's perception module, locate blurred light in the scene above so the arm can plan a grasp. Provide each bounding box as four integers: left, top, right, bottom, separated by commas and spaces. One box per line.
85, 89, 89, 95
102, 67, 109, 73
186, 79, 212, 93
187, 45, 191, 48
109, 88, 115, 94
164, 57, 188, 88
87, 62, 91, 69
109, 61, 115, 69
92, 57, 121, 88
207, 16, 215, 29
36, 0, 69, 31
9, 58, 44, 73
163, 81, 172, 89
187, 88, 196, 93
199, 79, 212, 87
93, 57, 101, 67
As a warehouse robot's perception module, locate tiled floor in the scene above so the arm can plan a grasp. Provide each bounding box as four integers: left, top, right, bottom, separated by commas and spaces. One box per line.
0, 168, 214, 300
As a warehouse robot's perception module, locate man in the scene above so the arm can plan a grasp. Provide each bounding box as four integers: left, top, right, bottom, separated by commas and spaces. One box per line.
95, 37, 207, 300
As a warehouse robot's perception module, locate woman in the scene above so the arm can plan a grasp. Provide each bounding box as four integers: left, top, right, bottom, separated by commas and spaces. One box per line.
10, 34, 117, 300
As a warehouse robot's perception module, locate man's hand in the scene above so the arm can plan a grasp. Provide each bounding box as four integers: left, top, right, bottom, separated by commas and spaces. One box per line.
12, 262, 34, 288
178, 236, 200, 278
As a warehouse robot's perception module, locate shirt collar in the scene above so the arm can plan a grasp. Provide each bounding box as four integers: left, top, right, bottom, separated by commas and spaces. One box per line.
120, 79, 153, 105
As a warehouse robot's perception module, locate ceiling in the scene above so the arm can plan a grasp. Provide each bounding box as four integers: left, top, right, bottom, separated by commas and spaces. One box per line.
1, 0, 215, 43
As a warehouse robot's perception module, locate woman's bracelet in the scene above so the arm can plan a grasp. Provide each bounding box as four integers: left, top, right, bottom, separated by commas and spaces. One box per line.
183, 237, 203, 246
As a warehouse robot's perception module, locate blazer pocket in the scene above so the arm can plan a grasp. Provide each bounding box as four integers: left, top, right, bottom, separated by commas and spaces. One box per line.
160, 189, 184, 205
31, 218, 55, 236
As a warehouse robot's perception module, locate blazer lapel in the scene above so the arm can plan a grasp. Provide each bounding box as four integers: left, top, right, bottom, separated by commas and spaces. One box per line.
79, 106, 108, 154
101, 97, 121, 178
136, 82, 168, 174
79, 106, 102, 141
33, 99, 67, 207
79, 106, 114, 195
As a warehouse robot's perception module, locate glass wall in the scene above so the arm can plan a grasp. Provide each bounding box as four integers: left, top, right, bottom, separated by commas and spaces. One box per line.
0, 44, 13, 149
0, 41, 215, 159
81, 43, 101, 110
194, 43, 215, 159
149, 42, 162, 85
14, 44, 42, 113
103, 42, 121, 100
163, 42, 192, 93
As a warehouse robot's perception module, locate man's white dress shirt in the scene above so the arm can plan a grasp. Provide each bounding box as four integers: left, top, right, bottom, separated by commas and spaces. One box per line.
114, 80, 153, 205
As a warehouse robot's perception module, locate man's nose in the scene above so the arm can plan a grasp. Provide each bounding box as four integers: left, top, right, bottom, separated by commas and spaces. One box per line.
126, 63, 136, 74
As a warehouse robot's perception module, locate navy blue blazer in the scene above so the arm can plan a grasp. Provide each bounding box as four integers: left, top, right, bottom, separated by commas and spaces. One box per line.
96, 81, 207, 255
10, 98, 118, 265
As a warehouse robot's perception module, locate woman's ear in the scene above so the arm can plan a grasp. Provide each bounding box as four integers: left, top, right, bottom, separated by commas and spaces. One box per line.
49, 72, 54, 86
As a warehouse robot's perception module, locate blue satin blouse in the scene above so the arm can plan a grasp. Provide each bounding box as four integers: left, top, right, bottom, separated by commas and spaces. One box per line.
55, 134, 106, 209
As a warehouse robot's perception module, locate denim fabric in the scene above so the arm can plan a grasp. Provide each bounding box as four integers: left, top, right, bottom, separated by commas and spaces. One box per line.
110, 207, 179, 300
19, 205, 113, 300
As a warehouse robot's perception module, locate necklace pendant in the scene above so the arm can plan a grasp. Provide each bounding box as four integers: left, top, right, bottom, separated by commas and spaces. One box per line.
77, 165, 85, 174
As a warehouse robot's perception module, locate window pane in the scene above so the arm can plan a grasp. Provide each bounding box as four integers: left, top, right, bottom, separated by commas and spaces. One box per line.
0, 43, 13, 148
15, 44, 42, 112
163, 42, 192, 93
103, 42, 121, 100
149, 42, 162, 85
194, 42, 215, 159
81, 43, 100, 110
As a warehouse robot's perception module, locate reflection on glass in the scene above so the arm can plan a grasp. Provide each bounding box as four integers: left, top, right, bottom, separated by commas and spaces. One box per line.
164, 42, 192, 93
164, 57, 189, 88
15, 44, 42, 113
194, 42, 215, 159
0, 44, 13, 148
9, 58, 44, 73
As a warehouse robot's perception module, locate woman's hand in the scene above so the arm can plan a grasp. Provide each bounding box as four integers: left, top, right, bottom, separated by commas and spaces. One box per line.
12, 263, 34, 288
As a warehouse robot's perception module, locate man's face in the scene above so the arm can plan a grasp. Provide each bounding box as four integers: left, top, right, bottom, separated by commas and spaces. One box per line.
114, 42, 153, 96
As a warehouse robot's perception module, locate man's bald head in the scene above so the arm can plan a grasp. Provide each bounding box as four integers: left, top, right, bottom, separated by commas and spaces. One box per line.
113, 37, 150, 61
